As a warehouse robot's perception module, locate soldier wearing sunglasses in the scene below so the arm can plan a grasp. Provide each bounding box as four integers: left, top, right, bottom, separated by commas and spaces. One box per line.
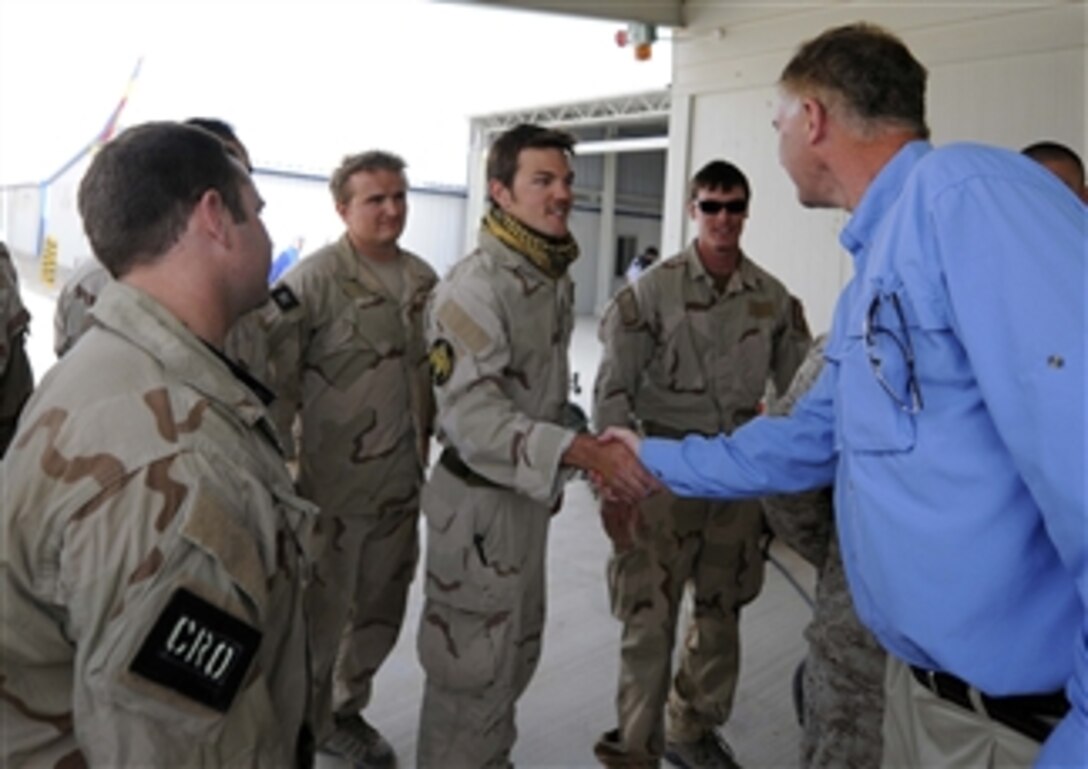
592, 160, 810, 769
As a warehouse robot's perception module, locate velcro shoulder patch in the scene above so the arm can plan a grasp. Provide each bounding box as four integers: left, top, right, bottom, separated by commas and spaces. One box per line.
270, 285, 301, 313
748, 300, 774, 319
616, 288, 641, 327
129, 587, 262, 712
436, 300, 491, 356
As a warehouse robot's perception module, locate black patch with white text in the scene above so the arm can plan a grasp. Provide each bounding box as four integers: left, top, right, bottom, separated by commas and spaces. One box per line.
270, 284, 301, 312
129, 588, 262, 712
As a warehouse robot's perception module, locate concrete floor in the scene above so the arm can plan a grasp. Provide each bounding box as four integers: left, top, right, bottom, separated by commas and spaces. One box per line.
18, 262, 816, 769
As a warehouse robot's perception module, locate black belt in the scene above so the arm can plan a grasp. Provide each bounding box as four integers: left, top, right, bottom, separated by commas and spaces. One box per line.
909, 665, 1069, 743
438, 448, 502, 489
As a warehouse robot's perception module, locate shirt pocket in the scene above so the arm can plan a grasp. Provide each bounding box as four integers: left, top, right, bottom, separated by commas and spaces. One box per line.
655, 321, 707, 395
830, 283, 918, 454
420, 467, 539, 613
308, 314, 382, 387
734, 324, 773, 399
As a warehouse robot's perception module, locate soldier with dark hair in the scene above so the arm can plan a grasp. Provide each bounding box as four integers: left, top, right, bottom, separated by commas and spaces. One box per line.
593, 159, 809, 769
416, 123, 657, 767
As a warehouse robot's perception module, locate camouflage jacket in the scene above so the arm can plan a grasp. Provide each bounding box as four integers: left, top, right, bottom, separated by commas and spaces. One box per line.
264, 235, 438, 508
53, 258, 111, 358
762, 335, 831, 567
594, 241, 810, 437
1, 281, 318, 767
426, 227, 577, 506
0, 242, 33, 455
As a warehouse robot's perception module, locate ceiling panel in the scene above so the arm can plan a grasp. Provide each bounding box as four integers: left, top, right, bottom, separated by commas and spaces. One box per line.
435, 0, 684, 27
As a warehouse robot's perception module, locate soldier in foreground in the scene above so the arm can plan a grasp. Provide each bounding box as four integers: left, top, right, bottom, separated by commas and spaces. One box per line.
53, 117, 253, 359
592, 160, 809, 769
263, 150, 437, 767
416, 123, 659, 767
0, 122, 317, 767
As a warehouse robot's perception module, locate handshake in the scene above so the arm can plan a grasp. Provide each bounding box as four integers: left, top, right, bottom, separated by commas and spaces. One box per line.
564, 427, 662, 549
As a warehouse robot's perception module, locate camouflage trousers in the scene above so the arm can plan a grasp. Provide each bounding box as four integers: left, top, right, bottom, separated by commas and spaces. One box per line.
416, 466, 551, 768
801, 534, 886, 768
305, 443, 422, 741
606, 491, 765, 762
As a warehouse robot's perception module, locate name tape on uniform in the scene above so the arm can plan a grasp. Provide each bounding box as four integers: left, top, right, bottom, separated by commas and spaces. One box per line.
130, 587, 262, 712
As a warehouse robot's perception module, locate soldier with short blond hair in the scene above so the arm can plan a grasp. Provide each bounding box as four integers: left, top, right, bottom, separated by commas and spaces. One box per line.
262, 148, 437, 768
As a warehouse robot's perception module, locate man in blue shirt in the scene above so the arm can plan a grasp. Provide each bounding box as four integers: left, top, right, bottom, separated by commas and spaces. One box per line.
606, 22, 1085, 768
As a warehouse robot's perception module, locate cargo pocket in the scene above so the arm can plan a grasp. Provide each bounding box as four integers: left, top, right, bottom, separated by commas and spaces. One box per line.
607, 546, 657, 623
417, 599, 513, 692
420, 467, 527, 613
662, 324, 707, 396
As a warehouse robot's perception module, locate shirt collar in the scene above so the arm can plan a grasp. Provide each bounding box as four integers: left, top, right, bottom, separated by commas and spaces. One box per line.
684, 240, 759, 295
336, 233, 402, 298
91, 281, 273, 424
478, 227, 554, 286
840, 140, 932, 261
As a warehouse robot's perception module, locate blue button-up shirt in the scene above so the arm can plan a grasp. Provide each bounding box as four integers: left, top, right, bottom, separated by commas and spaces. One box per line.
641, 141, 1087, 763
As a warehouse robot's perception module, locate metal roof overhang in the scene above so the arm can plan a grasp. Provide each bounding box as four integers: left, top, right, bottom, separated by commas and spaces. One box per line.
434, 0, 683, 27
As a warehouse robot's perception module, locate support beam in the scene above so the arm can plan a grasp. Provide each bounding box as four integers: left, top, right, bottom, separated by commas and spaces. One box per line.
595, 148, 618, 316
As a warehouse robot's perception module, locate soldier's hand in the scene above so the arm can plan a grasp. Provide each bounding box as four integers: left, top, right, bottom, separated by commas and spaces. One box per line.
600, 499, 640, 551
591, 439, 661, 504
599, 426, 642, 456
562, 433, 660, 504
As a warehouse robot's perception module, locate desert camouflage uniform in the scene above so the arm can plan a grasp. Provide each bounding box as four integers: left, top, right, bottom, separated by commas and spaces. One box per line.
416, 226, 578, 768
55, 259, 270, 385
0, 242, 33, 455
263, 234, 437, 739
593, 243, 809, 763
0, 281, 317, 767
761, 335, 886, 769
53, 259, 111, 358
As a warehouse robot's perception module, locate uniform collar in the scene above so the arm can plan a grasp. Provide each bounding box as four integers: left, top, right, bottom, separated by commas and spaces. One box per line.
333, 233, 430, 302
91, 281, 273, 428
478, 227, 559, 288
683, 240, 760, 295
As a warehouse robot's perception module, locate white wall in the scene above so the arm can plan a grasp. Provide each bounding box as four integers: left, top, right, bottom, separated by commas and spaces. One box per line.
254, 175, 468, 280
0, 186, 44, 258
566, 207, 664, 315
664, 2, 1086, 335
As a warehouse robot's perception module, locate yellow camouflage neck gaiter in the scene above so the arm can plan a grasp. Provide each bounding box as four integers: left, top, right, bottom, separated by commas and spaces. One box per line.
482, 207, 579, 280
